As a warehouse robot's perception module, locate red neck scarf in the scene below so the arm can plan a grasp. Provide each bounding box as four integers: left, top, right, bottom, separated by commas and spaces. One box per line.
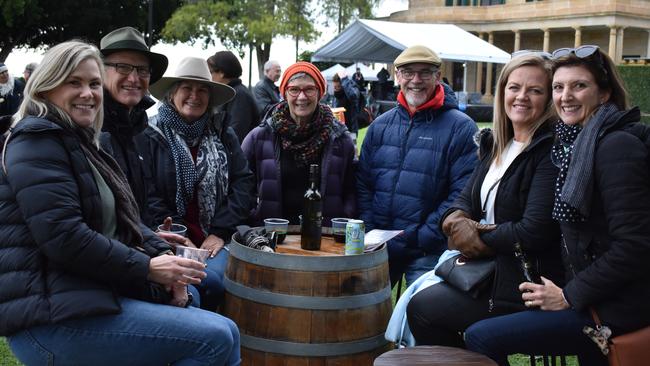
397, 83, 445, 117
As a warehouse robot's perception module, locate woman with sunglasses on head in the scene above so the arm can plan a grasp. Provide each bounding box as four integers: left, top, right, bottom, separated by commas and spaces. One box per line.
241, 61, 356, 226
0, 41, 240, 365
464, 45, 650, 365
405, 53, 564, 347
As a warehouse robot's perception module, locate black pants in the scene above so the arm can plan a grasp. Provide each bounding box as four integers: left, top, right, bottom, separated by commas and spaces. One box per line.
407, 282, 506, 346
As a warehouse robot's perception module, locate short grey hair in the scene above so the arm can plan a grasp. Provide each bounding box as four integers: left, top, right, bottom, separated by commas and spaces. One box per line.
264, 60, 280, 72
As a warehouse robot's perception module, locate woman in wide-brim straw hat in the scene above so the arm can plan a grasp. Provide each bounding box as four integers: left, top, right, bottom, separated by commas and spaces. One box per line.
142, 56, 255, 310
241, 61, 357, 227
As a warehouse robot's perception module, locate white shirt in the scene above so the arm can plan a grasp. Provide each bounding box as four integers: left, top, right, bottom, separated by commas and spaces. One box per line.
480, 139, 525, 225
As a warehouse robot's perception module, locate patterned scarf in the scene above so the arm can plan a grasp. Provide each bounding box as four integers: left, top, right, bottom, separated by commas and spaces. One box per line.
157, 103, 229, 233
552, 103, 621, 222
551, 121, 583, 222
269, 101, 334, 167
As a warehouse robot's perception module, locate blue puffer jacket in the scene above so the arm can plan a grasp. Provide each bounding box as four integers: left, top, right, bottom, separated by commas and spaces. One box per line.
357, 84, 478, 261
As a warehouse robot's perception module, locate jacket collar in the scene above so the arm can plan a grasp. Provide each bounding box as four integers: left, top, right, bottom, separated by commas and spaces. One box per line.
102, 92, 155, 137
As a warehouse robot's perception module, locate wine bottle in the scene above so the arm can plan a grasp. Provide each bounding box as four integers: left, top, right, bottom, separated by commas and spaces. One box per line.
514, 243, 542, 284
301, 164, 322, 250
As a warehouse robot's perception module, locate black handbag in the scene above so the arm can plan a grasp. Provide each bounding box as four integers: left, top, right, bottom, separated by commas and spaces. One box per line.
436, 254, 496, 298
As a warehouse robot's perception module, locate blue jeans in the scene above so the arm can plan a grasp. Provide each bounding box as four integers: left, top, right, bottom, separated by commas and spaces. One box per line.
192, 245, 229, 310
389, 253, 440, 287
465, 309, 607, 366
8, 297, 241, 366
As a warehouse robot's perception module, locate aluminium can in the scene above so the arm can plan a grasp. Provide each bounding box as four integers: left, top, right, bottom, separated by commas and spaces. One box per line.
345, 219, 365, 255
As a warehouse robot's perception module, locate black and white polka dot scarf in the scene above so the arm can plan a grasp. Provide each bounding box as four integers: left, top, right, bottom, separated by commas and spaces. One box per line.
552, 103, 621, 222
157, 102, 229, 231
551, 122, 583, 222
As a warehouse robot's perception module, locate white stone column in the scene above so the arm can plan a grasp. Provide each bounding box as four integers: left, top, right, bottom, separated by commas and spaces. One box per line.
514, 30, 521, 52
542, 28, 550, 52
476, 32, 484, 93
646, 30, 650, 58
574, 26, 582, 48
608, 26, 618, 59
616, 27, 625, 62
485, 32, 494, 97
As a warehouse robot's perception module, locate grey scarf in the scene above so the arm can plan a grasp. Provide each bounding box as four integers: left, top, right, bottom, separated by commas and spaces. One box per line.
559, 102, 620, 218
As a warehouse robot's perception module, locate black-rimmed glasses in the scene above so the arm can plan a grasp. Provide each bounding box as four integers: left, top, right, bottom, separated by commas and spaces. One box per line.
398, 68, 436, 81
104, 62, 151, 78
511, 50, 552, 60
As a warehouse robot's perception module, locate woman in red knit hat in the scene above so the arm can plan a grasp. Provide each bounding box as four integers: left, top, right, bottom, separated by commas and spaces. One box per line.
242, 61, 357, 227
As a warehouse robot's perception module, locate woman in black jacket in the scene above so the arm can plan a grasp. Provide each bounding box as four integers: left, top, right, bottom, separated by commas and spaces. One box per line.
143, 56, 254, 310
406, 54, 564, 346
1, 41, 240, 365
465, 46, 650, 366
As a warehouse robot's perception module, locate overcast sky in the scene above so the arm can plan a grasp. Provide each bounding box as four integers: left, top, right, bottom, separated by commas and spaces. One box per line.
4, 0, 408, 85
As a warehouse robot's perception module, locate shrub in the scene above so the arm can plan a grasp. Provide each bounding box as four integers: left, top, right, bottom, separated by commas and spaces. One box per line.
617, 65, 650, 123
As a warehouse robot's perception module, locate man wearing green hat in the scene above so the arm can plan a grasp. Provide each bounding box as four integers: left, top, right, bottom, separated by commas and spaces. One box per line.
357, 45, 478, 287
99, 26, 168, 227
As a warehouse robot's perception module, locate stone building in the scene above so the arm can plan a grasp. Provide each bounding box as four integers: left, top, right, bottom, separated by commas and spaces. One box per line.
388, 0, 650, 98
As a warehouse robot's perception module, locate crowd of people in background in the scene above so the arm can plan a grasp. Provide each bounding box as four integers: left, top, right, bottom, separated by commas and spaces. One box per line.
0, 25, 648, 366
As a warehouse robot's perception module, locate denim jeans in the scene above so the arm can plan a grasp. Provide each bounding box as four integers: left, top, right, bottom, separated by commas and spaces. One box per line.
8, 297, 241, 366
389, 253, 440, 287
192, 246, 229, 311
464, 309, 607, 366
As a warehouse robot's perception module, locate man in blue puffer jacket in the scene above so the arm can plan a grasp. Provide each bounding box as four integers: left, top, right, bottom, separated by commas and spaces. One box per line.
357, 45, 478, 286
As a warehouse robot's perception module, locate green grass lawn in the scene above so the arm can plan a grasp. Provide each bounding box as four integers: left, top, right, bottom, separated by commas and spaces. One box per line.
0, 338, 21, 365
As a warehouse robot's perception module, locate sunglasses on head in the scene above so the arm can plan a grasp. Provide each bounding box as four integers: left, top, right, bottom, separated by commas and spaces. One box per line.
551, 45, 599, 59
511, 50, 552, 60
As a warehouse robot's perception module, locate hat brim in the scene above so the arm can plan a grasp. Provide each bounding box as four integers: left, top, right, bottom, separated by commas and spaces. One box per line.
394, 59, 441, 68
149, 76, 235, 106
101, 48, 169, 84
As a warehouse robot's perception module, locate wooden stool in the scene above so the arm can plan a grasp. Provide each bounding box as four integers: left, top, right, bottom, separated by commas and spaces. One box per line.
374, 345, 497, 366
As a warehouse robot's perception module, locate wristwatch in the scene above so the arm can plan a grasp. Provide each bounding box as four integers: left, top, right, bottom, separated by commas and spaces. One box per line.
183, 291, 194, 308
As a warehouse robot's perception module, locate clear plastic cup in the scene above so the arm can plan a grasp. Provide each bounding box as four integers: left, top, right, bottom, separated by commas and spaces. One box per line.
264, 218, 289, 244
176, 246, 210, 264
331, 218, 352, 244
157, 223, 188, 237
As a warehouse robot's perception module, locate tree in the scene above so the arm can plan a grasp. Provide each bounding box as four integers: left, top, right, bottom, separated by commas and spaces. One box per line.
321, 0, 378, 34
0, 0, 181, 62
162, 0, 318, 77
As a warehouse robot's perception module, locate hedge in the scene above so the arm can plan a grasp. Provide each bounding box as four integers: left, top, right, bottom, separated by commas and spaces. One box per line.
617, 65, 650, 124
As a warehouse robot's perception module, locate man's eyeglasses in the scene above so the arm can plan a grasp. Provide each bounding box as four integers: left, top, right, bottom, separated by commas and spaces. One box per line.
398, 69, 436, 81
511, 50, 552, 60
105, 62, 151, 78
286, 86, 319, 97
551, 45, 599, 60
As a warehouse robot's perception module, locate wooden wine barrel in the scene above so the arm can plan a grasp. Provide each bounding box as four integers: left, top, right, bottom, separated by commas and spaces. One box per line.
224, 231, 392, 366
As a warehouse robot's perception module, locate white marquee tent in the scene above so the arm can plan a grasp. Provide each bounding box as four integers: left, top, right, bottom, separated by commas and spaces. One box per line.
312, 19, 511, 65
320, 63, 379, 81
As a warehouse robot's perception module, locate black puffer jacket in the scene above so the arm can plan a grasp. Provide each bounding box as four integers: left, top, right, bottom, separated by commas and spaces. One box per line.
560, 108, 650, 334
444, 124, 564, 312
0, 116, 171, 336
219, 78, 260, 143
100, 94, 154, 226
139, 112, 254, 239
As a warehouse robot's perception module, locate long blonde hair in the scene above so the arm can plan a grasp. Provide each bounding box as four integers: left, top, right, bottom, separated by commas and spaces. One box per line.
14, 40, 105, 143
492, 54, 555, 163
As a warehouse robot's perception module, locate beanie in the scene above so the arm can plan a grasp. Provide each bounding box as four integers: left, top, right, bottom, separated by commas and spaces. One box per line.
279, 61, 326, 98
0, 63, 7, 73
